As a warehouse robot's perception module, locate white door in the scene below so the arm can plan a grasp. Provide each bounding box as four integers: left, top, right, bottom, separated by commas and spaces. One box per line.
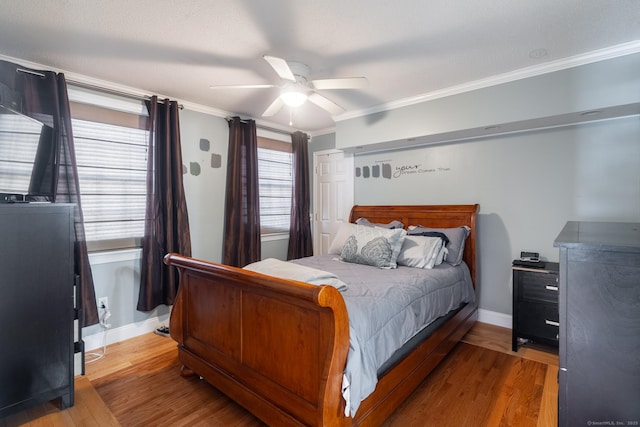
313, 150, 354, 255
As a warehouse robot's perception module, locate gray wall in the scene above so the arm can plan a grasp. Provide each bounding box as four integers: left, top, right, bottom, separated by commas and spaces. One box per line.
336, 53, 640, 151
336, 53, 640, 317
310, 132, 337, 153
262, 237, 290, 259
352, 117, 640, 315
84, 252, 165, 338
180, 109, 229, 263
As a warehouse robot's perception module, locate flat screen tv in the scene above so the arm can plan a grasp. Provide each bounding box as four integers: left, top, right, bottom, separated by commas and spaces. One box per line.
0, 104, 57, 203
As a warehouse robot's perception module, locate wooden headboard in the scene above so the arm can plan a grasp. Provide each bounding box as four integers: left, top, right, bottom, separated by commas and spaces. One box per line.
348, 204, 479, 287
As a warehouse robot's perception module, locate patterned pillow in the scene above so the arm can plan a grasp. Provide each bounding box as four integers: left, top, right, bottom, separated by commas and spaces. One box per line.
340, 224, 407, 269
328, 223, 358, 254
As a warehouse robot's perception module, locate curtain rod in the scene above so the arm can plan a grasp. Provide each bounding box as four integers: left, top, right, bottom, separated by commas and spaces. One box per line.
227, 116, 297, 136
16, 68, 184, 109
66, 79, 296, 134
67, 79, 184, 109
258, 124, 295, 135
16, 68, 46, 78
69, 81, 297, 135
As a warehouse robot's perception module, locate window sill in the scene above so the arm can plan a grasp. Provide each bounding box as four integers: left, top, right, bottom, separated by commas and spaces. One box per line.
88, 248, 142, 265
261, 233, 289, 242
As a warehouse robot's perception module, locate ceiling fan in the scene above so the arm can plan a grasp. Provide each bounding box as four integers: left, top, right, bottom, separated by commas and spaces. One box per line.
209, 55, 368, 120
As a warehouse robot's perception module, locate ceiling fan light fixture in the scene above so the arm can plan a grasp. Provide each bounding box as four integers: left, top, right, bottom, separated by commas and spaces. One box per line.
280, 89, 308, 107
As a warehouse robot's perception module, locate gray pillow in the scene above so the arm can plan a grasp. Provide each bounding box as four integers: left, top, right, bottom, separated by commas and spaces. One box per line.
355, 218, 405, 229
407, 225, 470, 266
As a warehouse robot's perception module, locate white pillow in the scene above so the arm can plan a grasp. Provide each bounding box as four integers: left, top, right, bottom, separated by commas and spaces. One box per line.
328, 222, 358, 254
397, 235, 447, 269
434, 242, 448, 265
340, 224, 407, 269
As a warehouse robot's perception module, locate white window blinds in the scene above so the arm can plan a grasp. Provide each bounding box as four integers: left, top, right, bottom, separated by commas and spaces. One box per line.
69, 91, 149, 251
0, 112, 43, 195
257, 136, 292, 235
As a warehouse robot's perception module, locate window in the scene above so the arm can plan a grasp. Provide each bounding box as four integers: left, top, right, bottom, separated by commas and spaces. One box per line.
0, 110, 46, 196
257, 136, 292, 235
69, 92, 149, 251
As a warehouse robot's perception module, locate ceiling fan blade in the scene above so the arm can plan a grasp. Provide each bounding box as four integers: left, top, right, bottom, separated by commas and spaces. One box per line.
263, 55, 296, 82
262, 97, 284, 117
308, 92, 345, 115
311, 77, 368, 90
209, 84, 275, 89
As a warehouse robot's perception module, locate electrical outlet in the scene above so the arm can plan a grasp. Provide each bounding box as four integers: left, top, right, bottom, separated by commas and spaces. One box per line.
98, 297, 109, 310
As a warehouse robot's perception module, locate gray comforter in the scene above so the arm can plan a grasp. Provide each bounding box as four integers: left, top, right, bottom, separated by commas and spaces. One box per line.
292, 254, 476, 417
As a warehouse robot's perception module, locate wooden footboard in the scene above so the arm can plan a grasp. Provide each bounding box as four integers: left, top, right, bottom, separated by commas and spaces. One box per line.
352, 302, 477, 426
166, 254, 351, 426
166, 204, 479, 426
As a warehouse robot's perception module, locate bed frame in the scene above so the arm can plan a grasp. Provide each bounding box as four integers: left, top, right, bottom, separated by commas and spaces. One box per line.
166, 204, 479, 426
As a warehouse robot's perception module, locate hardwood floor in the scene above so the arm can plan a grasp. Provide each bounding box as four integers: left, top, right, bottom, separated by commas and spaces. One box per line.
383, 322, 558, 427
0, 322, 558, 426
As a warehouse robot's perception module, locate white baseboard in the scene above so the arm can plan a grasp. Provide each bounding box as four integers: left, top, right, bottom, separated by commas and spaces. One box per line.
84, 314, 169, 352
82, 309, 511, 353
477, 308, 512, 329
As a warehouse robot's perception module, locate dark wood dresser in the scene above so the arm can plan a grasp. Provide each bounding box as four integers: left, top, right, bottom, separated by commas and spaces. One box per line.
0, 203, 75, 417
554, 221, 640, 426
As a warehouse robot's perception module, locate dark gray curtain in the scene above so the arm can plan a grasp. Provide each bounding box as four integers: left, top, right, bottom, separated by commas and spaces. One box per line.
287, 131, 313, 260
0, 60, 98, 326
137, 97, 191, 311
223, 117, 261, 267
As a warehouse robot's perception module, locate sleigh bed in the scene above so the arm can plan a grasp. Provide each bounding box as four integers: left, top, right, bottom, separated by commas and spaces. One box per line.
166, 204, 479, 426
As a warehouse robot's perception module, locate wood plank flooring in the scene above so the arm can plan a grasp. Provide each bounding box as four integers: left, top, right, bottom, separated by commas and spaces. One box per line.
0, 322, 558, 426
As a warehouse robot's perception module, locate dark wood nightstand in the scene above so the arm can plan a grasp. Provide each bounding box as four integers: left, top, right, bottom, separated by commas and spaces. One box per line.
512, 261, 559, 352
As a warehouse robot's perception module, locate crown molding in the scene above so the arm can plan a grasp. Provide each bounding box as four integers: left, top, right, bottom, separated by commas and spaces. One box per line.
336, 40, 640, 123
4, 40, 639, 135
308, 125, 337, 137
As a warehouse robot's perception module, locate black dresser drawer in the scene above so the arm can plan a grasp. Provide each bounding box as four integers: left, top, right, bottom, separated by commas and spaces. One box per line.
517, 301, 559, 342
519, 270, 559, 304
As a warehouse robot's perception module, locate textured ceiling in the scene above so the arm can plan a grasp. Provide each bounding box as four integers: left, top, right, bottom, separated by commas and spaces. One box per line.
1, 0, 639, 133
